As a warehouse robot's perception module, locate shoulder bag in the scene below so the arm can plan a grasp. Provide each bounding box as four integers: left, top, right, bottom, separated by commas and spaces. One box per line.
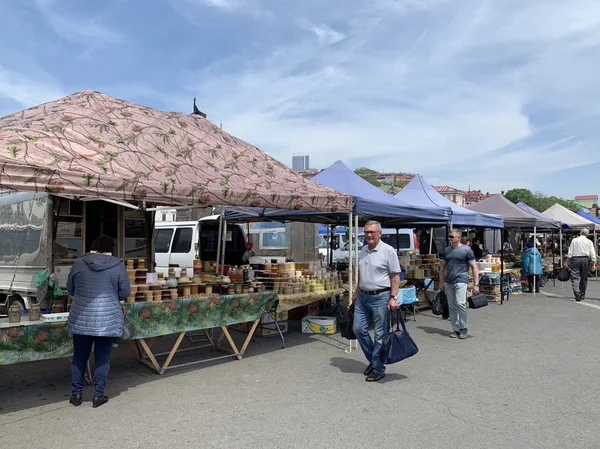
468, 293, 488, 309
339, 303, 356, 340
381, 310, 419, 365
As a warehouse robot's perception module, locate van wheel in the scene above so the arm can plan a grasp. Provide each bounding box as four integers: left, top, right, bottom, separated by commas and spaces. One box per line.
9, 298, 25, 311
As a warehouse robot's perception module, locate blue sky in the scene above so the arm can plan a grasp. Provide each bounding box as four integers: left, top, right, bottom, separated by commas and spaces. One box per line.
1, 0, 599, 198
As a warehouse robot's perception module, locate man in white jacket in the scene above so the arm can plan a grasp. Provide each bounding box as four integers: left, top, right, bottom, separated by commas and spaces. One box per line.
566, 229, 597, 301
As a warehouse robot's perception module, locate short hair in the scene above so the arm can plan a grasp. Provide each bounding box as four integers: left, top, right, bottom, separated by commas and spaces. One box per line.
90, 235, 115, 253
449, 229, 462, 238
581, 228, 590, 236
364, 221, 382, 231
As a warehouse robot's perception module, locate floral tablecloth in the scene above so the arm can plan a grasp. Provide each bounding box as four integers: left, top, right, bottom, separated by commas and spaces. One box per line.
0, 292, 277, 365
277, 289, 345, 312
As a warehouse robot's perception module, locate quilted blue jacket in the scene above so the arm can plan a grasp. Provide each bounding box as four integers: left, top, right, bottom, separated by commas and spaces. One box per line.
67, 253, 131, 338
521, 248, 543, 276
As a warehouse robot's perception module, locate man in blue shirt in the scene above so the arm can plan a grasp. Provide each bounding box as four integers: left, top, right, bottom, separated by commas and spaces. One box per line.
351, 221, 401, 382
439, 230, 480, 339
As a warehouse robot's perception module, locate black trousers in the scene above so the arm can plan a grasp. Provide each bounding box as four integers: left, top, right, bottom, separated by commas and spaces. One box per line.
528, 275, 541, 293
569, 257, 590, 296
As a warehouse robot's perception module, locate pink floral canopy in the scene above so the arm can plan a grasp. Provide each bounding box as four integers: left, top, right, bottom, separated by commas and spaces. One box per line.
0, 90, 351, 212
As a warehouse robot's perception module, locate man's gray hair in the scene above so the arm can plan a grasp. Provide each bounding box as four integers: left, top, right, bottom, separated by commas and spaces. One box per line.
364, 220, 382, 231
581, 228, 590, 236
449, 228, 462, 238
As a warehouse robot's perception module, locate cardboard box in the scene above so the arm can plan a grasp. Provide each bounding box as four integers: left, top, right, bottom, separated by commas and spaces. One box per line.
480, 285, 501, 294
307, 303, 320, 316
261, 311, 288, 324
484, 293, 501, 303
230, 322, 251, 333
301, 316, 336, 334
255, 321, 288, 337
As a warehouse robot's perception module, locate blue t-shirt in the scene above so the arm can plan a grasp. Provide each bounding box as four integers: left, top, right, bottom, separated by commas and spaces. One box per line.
443, 245, 475, 284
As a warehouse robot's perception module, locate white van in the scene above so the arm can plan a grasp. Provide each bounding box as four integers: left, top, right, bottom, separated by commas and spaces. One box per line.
331, 228, 415, 262
154, 216, 248, 277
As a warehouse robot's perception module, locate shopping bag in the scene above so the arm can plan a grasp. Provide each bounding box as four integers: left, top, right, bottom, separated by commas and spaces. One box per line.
557, 267, 571, 282
442, 292, 450, 320
381, 310, 419, 365
468, 294, 488, 309
119, 316, 136, 342
339, 303, 356, 340
431, 290, 445, 316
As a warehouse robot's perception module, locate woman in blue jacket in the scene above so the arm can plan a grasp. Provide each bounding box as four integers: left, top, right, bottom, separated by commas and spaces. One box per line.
67, 235, 130, 408
521, 241, 543, 293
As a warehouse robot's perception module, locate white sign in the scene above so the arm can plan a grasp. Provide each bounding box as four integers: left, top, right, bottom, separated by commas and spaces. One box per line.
56, 222, 76, 238
226, 231, 233, 242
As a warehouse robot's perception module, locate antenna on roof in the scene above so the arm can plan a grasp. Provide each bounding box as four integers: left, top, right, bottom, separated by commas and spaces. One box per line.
220, 121, 223, 129
192, 97, 207, 118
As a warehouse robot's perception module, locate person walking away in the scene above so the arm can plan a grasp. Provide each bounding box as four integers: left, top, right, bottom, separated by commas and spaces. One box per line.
67, 235, 130, 407
439, 229, 480, 339
472, 238, 483, 260
351, 221, 401, 382
521, 241, 542, 293
565, 229, 597, 301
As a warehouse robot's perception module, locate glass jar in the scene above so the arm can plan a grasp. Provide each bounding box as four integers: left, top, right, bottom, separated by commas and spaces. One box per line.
8, 303, 21, 323
28, 303, 41, 321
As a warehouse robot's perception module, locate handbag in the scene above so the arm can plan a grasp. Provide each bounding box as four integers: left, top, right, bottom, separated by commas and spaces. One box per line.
339, 303, 356, 340
120, 316, 135, 342
381, 310, 419, 365
468, 293, 488, 309
431, 290, 445, 316
557, 267, 571, 282
442, 292, 450, 320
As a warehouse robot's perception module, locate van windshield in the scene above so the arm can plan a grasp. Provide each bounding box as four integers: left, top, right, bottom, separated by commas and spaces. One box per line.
342, 233, 411, 250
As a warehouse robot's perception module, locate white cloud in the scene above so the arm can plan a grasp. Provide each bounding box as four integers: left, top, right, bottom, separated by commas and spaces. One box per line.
34, 0, 124, 44
0, 65, 64, 113
177, 0, 600, 196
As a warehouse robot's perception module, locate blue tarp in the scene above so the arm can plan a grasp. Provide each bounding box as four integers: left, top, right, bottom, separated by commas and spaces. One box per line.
225, 160, 451, 226
516, 202, 570, 230
577, 209, 600, 225
394, 175, 504, 228
319, 225, 346, 235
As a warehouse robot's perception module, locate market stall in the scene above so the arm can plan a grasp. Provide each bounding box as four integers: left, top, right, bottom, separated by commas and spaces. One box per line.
0, 89, 353, 371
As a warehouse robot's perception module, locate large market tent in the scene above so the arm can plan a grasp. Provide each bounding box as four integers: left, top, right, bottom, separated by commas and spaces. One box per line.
224, 160, 451, 226
543, 204, 600, 231
516, 202, 570, 229
576, 209, 600, 225
394, 175, 503, 228
0, 90, 352, 213
466, 195, 559, 229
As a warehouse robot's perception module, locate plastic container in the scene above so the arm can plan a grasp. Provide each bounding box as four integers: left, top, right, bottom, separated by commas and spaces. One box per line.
301, 316, 336, 334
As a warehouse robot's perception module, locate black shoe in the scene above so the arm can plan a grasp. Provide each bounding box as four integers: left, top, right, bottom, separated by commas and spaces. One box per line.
449, 331, 459, 338
92, 395, 109, 408
69, 393, 83, 407
580, 294, 585, 300
363, 364, 373, 376
365, 372, 386, 382
575, 293, 581, 302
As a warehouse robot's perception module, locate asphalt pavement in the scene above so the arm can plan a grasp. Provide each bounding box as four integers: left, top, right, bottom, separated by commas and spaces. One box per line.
1, 282, 599, 449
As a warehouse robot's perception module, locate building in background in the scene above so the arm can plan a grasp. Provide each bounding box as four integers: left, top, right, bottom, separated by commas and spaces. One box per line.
292, 154, 310, 171
574, 195, 598, 209
433, 185, 466, 207
464, 189, 496, 205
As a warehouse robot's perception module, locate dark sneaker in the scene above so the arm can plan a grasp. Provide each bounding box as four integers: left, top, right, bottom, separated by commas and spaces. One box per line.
459, 330, 468, 339
449, 331, 459, 338
580, 295, 585, 300
575, 293, 581, 302
92, 395, 109, 408
365, 372, 386, 382
363, 364, 373, 376
69, 393, 83, 407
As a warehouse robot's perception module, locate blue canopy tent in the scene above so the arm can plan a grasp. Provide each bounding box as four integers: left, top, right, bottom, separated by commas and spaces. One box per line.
516, 202, 570, 230
224, 160, 451, 226
576, 209, 600, 225
394, 175, 504, 228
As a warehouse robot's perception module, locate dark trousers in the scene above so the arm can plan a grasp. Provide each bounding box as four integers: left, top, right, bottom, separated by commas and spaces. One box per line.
569, 257, 590, 297
72, 334, 114, 396
528, 275, 540, 293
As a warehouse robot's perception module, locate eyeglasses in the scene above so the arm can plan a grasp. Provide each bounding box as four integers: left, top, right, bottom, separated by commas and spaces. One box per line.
448, 236, 458, 240
364, 231, 380, 235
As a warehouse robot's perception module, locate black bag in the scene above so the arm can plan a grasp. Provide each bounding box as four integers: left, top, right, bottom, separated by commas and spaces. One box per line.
468, 293, 488, 309
339, 303, 356, 340
442, 292, 450, 320
431, 291, 446, 316
381, 310, 419, 365
557, 267, 571, 282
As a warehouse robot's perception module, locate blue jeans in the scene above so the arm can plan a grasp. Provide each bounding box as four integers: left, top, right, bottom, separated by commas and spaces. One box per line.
353, 291, 390, 375
445, 283, 468, 332
72, 334, 114, 396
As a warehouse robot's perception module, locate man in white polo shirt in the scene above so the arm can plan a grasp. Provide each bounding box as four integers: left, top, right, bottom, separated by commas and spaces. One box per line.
351, 221, 401, 382
566, 228, 597, 301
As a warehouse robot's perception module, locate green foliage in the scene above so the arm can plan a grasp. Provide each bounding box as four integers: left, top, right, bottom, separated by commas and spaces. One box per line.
354, 167, 377, 175
505, 188, 535, 206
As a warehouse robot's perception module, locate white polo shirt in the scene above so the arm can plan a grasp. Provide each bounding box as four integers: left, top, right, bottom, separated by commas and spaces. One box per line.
358, 240, 401, 291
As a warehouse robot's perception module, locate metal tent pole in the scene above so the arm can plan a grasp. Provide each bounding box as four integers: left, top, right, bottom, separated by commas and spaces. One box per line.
216, 209, 224, 274
533, 226, 537, 296
347, 212, 353, 353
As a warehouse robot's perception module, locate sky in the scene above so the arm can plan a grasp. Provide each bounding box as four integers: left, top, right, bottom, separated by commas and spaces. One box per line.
1, 0, 599, 199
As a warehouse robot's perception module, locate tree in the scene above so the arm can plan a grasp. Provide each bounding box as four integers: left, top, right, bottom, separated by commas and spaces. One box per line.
354, 167, 381, 186
505, 188, 534, 206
